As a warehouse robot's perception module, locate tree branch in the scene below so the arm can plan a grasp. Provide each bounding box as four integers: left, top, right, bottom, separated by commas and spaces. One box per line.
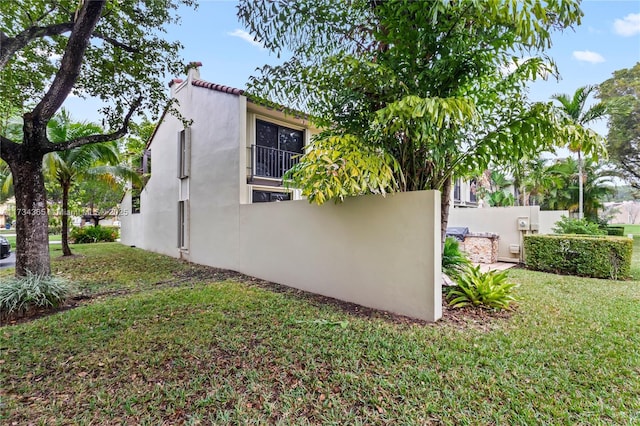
92, 31, 139, 53
44, 97, 142, 153
30, 0, 106, 123
0, 135, 19, 163
0, 22, 74, 68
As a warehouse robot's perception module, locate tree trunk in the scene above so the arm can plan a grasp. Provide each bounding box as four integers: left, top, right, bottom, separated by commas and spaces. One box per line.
10, 158, 51, 276
577, 150, 584, 220
440, 175, 453, 245
61, 181, 73, 256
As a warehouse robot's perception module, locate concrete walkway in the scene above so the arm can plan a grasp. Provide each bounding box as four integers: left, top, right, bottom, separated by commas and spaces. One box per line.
474, 262, 518, 273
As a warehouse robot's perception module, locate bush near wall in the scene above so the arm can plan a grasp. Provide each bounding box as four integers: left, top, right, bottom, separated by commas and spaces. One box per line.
524, 234, 632, 280
70, 226, 119, 244
606, 226, 625, 236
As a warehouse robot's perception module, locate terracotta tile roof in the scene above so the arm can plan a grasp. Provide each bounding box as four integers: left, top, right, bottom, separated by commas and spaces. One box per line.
190, 78, 309, 120
191, 79, 245, 96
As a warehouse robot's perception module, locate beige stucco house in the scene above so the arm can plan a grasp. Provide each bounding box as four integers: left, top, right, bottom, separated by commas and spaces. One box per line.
120, 63, 443, 322
121, 63, 318, 265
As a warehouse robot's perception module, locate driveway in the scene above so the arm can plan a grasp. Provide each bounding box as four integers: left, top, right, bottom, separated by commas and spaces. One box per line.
0, 251, 15, 269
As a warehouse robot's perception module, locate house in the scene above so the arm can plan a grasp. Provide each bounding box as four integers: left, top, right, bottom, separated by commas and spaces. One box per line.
120, 63, 442, 322
121, 62, 318, 265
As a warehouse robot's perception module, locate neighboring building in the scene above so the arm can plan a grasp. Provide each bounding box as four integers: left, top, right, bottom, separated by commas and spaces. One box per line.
602, 201, 640, 224
120, 63, 318, 265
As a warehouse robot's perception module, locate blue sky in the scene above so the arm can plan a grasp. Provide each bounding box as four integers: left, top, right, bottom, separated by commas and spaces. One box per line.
66, 0, 640, 137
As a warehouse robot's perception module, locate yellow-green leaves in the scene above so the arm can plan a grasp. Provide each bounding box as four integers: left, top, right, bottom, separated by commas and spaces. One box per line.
284, 134, 402, 205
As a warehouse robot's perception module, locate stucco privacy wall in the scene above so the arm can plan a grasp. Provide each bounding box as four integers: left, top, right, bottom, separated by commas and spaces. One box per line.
448, 206, 568, 262
238, 190, 442, 322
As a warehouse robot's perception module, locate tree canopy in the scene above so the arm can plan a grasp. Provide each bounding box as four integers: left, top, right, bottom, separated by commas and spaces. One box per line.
597, 62, 640, 190
239, 0, 590, 238
1, 0, 195, 275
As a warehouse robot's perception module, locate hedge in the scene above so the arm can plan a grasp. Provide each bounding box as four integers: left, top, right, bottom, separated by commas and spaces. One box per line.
70, 226, 119, 244
606, 226, 625, 236
524, 234, 633, 280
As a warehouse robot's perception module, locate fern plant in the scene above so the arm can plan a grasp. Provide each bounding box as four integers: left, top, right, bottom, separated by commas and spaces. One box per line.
446, 265, 518, 310
442, 237, 471, 280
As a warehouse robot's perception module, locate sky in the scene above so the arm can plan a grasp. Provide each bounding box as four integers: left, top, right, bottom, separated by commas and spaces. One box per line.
65, 0, 640, 139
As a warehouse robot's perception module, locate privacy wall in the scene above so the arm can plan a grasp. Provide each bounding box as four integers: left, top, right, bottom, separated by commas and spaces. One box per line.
238, 191, 442, 322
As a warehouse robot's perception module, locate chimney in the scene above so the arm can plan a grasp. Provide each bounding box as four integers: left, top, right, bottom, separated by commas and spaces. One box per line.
186, 61, 203, 82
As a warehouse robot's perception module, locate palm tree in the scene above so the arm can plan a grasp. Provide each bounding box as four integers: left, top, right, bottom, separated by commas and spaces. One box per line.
551, 85, 608, 219
2, 110, 139, 256
46, 110, 139, 256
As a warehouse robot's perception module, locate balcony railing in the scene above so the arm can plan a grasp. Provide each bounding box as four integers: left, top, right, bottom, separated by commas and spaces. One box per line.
249, 145, 302, 180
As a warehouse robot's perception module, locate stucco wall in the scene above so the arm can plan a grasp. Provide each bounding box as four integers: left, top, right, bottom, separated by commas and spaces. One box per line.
238, 191, 442, 322
184, 87, 244, 270
538, 210, 568, 234
119, 191, 142, 246
448, 206, 568, 262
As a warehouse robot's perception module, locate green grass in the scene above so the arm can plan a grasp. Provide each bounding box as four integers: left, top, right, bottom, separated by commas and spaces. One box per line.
1, 243, 639, 424
2, 234, 61, 249
624, 224, 640, 236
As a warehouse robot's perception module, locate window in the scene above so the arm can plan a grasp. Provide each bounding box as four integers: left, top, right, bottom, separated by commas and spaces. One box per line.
253, 119, 304, 178
252, 190, 291, 203
453, 178, 461, 202
178, 201, 186, 248
131, 190, 141, 214
177, 128, 191, 179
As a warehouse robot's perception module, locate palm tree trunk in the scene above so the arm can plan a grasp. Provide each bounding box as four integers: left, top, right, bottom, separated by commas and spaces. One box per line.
578, 150, 584, 220
61, 182, 73, 256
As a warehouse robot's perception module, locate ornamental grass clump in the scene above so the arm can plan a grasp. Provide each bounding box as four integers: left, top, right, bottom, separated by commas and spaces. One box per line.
0, 272, 74, 320
445, 265, 518, 310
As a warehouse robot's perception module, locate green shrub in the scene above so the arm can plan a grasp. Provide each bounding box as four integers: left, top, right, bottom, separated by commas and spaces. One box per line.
48, 225, 62, 235
524, 234, 632, 280
606, 226, 625, 236
445, 265, 518, 310
0, 272, 74, 319
552, 216, 605, 235
70, 225, 119, 244
442, 237, 471, 279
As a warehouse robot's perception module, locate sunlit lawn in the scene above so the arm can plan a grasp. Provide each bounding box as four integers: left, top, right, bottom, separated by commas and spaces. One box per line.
1, 242, 639, 424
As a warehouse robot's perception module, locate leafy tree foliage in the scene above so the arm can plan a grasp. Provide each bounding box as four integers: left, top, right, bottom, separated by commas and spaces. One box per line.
238, 0, 589, 239
597, 62, 640, 190
551, 85, 608, 218
45, 111, 138, 256
0, 0, 194, 275
538, 158, 615, 221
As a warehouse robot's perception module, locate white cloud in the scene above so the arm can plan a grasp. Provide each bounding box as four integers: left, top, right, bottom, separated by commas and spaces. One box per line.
227, 29, 264, 49
572, 50, 605, 64
613, 13, 640, 37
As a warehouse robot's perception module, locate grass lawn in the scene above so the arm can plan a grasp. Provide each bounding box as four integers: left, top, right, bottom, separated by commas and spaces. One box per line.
2, 234, 62, 250
1, 243, 639, 424
624, 224, 640, 236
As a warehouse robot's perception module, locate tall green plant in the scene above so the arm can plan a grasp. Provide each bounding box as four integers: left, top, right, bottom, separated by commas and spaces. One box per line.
238, 0, 586, 242
551, 85, 608, 219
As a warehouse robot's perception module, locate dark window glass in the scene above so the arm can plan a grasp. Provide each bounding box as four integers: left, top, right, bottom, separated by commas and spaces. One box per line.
256, 120, 279, 149
454, 178, 461, 201
253, 190, 291, 203
257, 119, 303, 153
